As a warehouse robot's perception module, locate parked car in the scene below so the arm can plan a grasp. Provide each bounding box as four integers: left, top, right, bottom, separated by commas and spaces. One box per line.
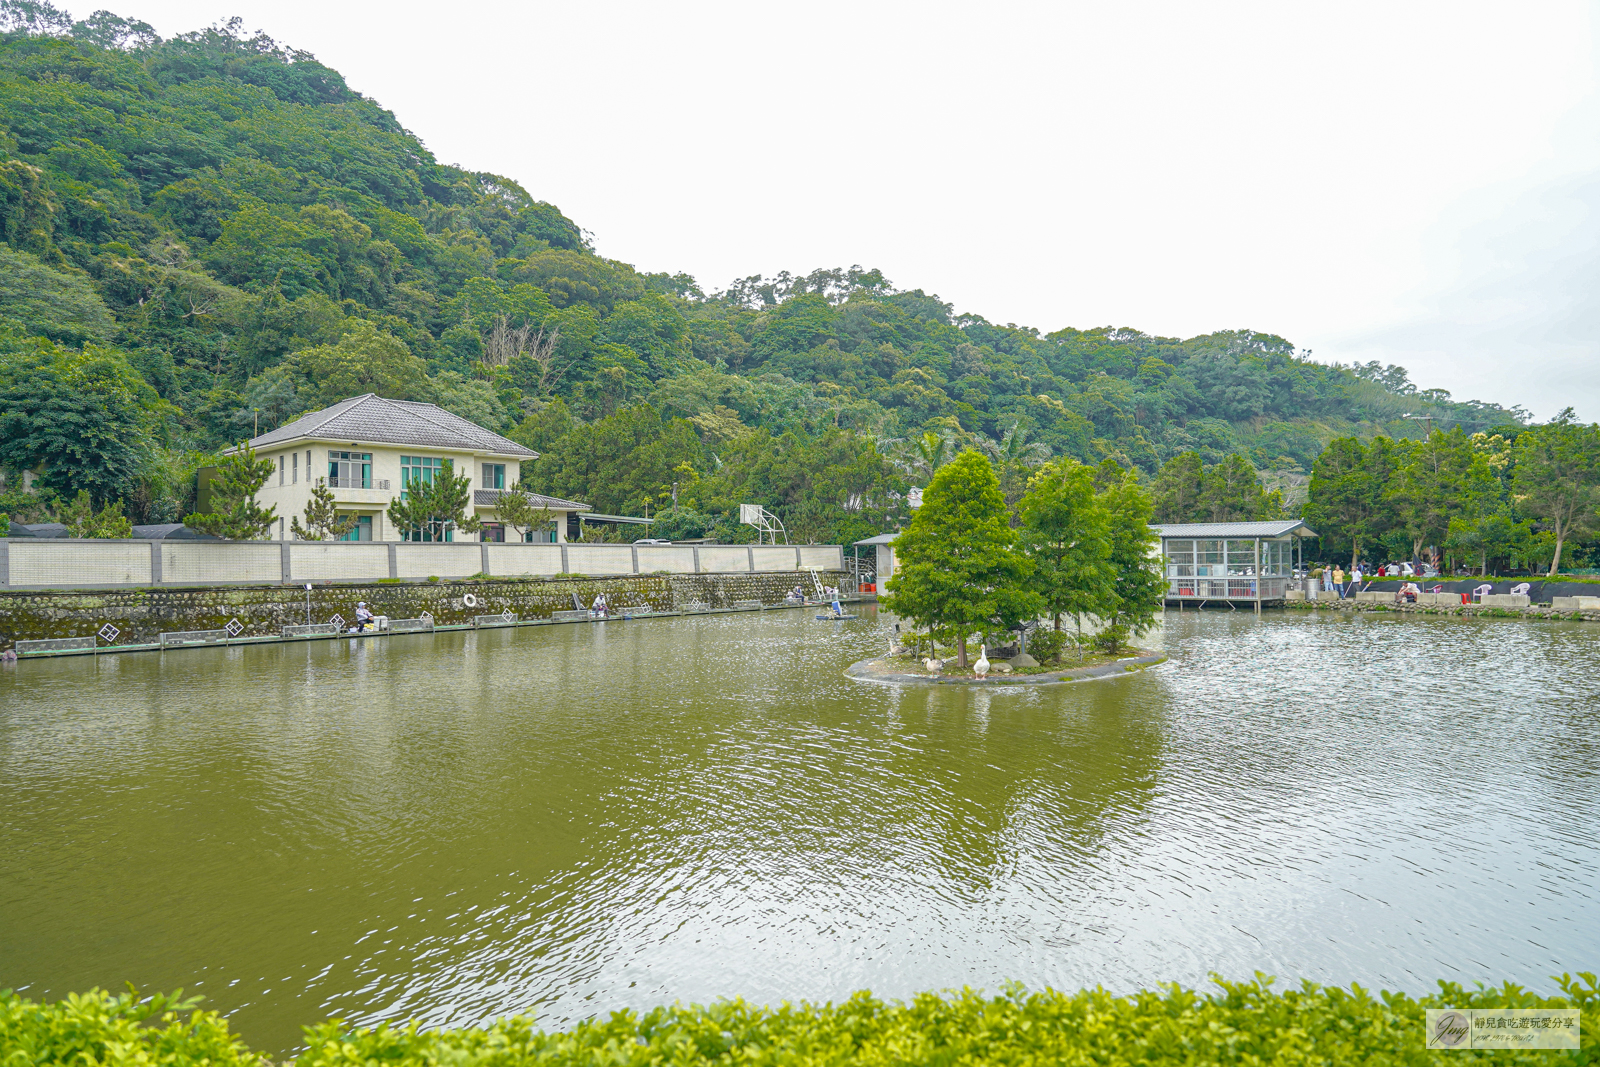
633, 538, 672, 545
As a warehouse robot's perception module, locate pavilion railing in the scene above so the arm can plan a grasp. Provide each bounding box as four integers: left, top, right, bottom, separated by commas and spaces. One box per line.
1167, 577, 1290, 600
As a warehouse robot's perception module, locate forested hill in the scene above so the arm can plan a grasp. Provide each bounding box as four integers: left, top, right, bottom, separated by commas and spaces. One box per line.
0, 10, 1528, 542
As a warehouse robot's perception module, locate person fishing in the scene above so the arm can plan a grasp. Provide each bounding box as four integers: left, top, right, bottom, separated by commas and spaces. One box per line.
354, 601, 376, 632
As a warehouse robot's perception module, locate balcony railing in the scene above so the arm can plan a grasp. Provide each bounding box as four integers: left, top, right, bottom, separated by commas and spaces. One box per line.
327, 477, 389, 490
1167, 577, 1290, 600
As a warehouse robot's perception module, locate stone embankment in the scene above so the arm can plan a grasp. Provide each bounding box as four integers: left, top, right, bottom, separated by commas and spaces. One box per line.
0, 571, 848, 651
1285, 597, 1600, 622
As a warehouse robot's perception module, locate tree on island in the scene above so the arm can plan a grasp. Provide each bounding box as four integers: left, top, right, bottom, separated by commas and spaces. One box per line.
386, 460, 480, 542
184, 446, 276, 540
1018, 459, 1112, 637
290, 478, 358, 540
880, 450, 1040, 669
1090, 466, 1166, 653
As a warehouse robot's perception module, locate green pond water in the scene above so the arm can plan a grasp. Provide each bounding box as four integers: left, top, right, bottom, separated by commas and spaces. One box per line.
2, 607, 1596, 1053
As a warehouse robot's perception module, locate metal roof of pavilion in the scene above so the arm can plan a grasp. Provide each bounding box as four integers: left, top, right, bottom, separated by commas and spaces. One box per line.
854, 532, 900, 545
580, 513, 653, 525
242, 394, 537, 458
1152, 519, 1318, 539
473, 488, 589, 511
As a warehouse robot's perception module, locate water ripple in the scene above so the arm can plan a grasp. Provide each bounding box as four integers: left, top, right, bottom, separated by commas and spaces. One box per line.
1, 609, 1595, 1053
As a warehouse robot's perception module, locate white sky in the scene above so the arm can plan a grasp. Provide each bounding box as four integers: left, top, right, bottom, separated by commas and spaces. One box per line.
119, 2, 1600, 421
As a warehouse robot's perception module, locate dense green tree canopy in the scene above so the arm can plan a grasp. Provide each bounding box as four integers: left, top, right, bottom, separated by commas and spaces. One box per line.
880, 450, 1040, 667
0, 13, 1559, 547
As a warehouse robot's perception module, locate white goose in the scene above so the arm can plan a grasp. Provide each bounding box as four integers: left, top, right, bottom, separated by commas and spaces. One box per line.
973, 644, 990, 677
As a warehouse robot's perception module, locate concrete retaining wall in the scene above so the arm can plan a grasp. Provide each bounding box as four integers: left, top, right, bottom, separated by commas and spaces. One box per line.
0, 539, 847, 590
0, 571, 848, 650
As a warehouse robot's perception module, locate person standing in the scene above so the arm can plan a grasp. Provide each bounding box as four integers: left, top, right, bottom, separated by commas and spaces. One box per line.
1333, 565, 1345, 597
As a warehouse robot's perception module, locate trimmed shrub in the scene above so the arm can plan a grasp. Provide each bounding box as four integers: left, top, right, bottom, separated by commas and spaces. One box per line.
2, 973, 1594, 1066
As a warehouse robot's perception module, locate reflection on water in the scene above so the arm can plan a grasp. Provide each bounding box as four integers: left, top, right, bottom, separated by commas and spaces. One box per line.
1, 608, 1595, 1053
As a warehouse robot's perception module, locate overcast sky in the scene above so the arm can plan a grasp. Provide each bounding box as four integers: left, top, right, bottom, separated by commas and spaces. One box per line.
118, 2, 1599, 421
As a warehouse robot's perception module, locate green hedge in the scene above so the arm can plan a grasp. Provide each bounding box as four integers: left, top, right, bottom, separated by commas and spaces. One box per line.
3, 974, 1596, 1066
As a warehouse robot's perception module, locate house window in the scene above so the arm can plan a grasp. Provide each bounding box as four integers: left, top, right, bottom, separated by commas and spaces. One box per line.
403, 526, 452, 542
279, 455, 286, 486
292, 452, 298, 483
479, 522, 505, 542
400, 455, 443, 497
482, 463, 506, 489
329, 451, 372, 489
337, 514, 373, 541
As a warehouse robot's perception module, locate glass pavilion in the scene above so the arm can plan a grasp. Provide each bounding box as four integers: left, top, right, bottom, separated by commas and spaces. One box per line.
1154, 520, 1317, 608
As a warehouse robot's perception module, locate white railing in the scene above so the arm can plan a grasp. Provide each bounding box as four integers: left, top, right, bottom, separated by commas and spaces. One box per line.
0, 539, 846, 589
1167, 577, 1291, 600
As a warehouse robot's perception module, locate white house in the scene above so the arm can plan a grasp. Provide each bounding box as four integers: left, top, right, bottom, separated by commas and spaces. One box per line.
236, 393, 589, 542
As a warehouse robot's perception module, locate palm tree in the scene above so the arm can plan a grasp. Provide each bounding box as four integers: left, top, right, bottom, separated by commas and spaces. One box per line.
911, 431, 954, 480
993, 423, 1052, 506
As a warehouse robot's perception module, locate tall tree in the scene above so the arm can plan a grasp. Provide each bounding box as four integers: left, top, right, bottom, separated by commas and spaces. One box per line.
184, 446, 276, 540
0, 341, 152, 507
1304, 436, 1398, 570
1199, 454, 1282, 522
1149, 451, 1205, 523
1092, 469, 1166, 653
1511, 414, 1600, 576
1018, 460, 1112, 634
1388, 428, 1498, 568
880, 450, 1041, 669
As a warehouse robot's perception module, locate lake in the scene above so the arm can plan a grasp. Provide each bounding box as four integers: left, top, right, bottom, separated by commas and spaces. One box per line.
2, 606, 1595, 1053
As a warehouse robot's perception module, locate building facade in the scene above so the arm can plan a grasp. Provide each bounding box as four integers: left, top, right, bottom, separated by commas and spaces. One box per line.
237, 394, 589, 542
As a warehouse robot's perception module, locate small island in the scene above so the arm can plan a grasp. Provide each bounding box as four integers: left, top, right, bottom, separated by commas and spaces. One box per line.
865, 449, 1167, 681
846, 648, 1166, 686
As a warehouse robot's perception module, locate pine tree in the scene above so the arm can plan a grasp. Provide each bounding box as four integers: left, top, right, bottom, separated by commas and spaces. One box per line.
493, 482, 553, 542
60, 489, 133, 538
386, 460, 481, 542
290, 478, 356, 540
183, 446, 276, 540
880, 450, 1040, 669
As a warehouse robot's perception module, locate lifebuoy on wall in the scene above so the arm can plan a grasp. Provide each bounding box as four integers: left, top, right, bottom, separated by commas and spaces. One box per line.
462, 593, 478, 608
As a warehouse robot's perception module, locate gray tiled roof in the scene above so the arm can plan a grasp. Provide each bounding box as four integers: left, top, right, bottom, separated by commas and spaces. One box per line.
245, 394, 537, 458
474, 488, 590, 511
1153, 520, 1318, 538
